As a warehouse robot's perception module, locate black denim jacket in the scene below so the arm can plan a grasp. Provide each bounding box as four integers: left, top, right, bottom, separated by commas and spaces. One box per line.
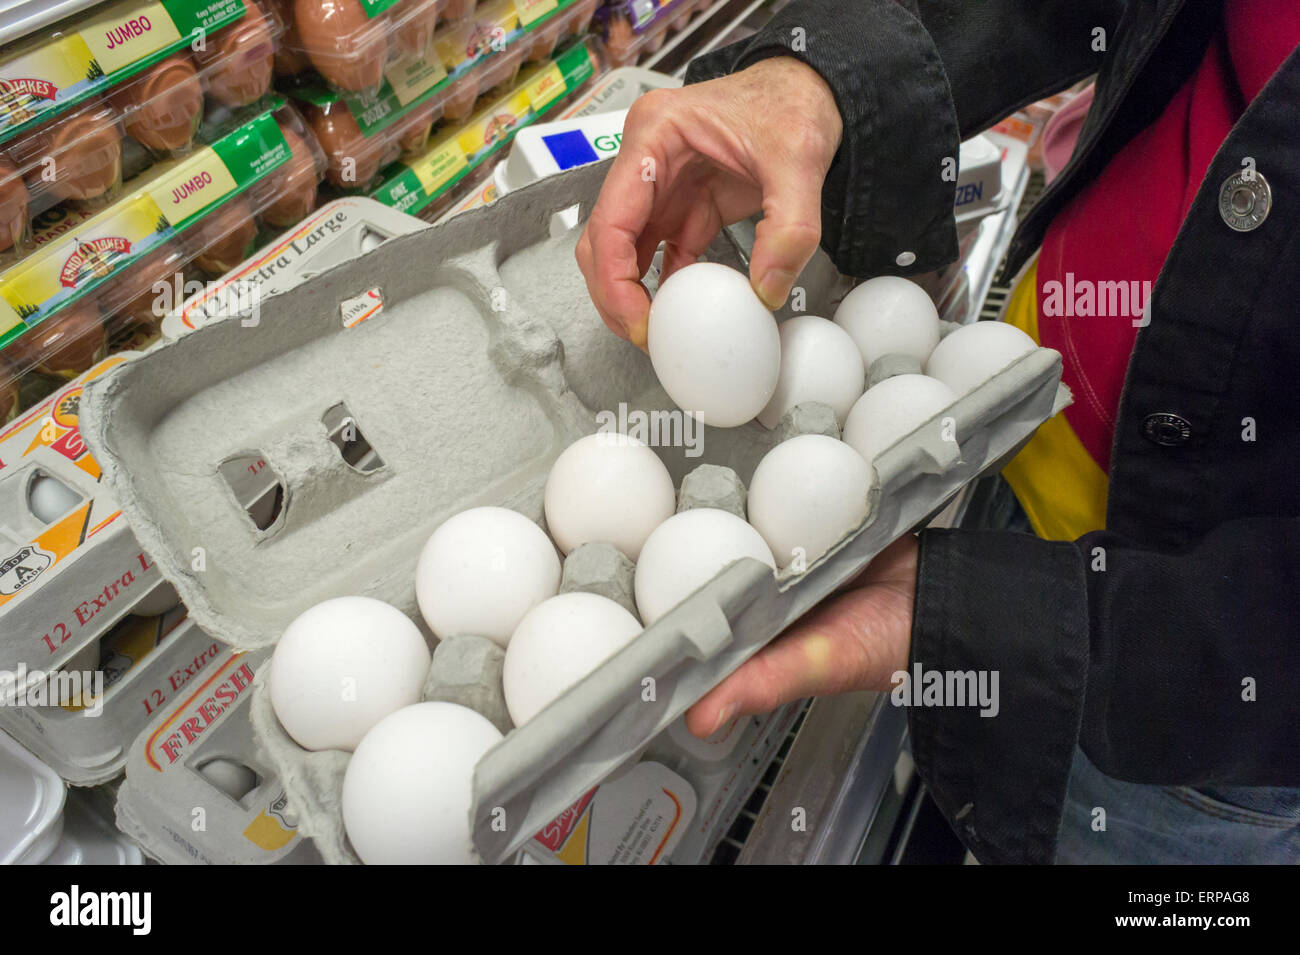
687, 0, 1300, 863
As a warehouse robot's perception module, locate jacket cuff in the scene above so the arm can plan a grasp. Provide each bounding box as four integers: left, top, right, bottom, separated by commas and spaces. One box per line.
684, 0, 960, 278
907, 528, 1090, 863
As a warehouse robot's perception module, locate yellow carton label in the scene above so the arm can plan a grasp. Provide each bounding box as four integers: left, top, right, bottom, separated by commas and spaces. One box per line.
435, 0, 520, 69
458, 88, 531, 155
0, 197, 162, 315
144, 147, 238, 224
412, 136, 468, 194
0, 36, 95, 127
523, 62, 565, 111
514, 0, 558, 26
78, 1, 183, 75
384, 49, 449, 107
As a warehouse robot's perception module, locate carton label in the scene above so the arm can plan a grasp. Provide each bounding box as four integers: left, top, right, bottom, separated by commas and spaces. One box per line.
80, 3, 184, 75
413, 138, 469, 194
0, 545, 54, 596
383, 49, 449, 108
514, 0, 559, 26
529, 762, 697, 865
0, 111, 287, 344
0, 0, 248, 142
144, 653, 256, 770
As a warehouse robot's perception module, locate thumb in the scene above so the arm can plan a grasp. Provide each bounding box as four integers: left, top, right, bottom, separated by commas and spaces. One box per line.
748, 166, 824, 310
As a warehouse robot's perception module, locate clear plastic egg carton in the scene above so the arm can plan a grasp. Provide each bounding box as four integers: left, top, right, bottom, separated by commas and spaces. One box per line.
0, 2, 285, 264
595, 0, 708, 68
77, 157, 1067, 862
0, 100, 325, 424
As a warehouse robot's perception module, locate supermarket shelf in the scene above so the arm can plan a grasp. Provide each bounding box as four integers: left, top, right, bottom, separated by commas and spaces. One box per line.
0, 0, 106, 46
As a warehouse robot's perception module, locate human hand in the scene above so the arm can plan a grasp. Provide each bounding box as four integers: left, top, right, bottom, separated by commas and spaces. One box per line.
576, 56, 843, 348
685, 534, 919, 737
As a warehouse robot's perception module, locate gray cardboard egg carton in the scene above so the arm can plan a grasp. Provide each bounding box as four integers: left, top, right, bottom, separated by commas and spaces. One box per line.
79, 158, 1068, 863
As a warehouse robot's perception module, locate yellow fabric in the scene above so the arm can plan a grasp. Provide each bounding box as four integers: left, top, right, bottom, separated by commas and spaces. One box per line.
1000, 261, 1110, 541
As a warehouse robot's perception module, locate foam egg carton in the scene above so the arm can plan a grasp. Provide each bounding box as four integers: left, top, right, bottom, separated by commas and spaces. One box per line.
78, 157, 1068, 862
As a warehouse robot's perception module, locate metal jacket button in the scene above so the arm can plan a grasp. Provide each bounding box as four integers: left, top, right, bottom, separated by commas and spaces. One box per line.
1142, 412, 1191, 446
1219, 171, 1271, 231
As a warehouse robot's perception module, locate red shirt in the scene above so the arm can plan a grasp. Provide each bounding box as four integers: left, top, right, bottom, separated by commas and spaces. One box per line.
1035, 0, 1300, 473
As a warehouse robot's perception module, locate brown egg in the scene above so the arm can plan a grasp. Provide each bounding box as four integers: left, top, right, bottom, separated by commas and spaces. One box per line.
443, 0, 476, 21
106, 243, 185, 336
4, 302, 107, 378
307, 102, 394, 186
572, 0, 599, 34
272, 0, 311, 75
262, 123, 321, 225
644, 24, 666, 54
20, 103, 123, 204
525, 27, 558, 63
199, 2, 276, 106
110, 54, 204, 153
295, 0, 389, 92
0, 155, 29, 254
393, 101, 437, 154
392, 0, 439, 56
0, 368, 17, 423
603, 15, 637, 67
441, 75, 479, 122
191, 198, 259, 275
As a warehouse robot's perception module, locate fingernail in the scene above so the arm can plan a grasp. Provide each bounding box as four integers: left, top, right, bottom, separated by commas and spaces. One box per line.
629, 320, 649, 351
756, 270, 795, 310
709, 702, 738, 737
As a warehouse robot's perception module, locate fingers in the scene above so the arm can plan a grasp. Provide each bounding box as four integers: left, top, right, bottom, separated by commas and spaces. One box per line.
748, 161, 825, 310
684, 584, 902, 738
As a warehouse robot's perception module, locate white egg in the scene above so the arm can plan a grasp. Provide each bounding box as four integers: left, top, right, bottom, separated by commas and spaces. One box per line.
635, 508, 776, 625
757, 316, 865, 429
342, 702, 502, 865
197, 758, 259, 800
543, 433, 676, 561
269, 596, 430, 752
833, 276, 940, 368
502, 592, 643, 726
648, 262, 781, 428
27, 474, 83, 524
842, 374, 957, 469
415, 506, 561, 647
748, 435, 872, 569
925, 321, 1038, 396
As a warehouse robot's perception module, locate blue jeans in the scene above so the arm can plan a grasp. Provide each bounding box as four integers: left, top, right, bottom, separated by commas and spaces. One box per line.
1056, 747, 1300, 864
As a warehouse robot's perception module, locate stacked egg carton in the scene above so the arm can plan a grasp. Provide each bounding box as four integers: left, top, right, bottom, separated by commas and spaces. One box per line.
595, 0, 713, 67
276, 0, 600, 196
368, 37, 602, 220
0, 347, 237, 786
78, 158, 1067, 863
0, 97, 328, 424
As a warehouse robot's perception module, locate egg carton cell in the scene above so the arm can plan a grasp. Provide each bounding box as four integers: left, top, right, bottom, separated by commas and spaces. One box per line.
79, 157, 1069, 862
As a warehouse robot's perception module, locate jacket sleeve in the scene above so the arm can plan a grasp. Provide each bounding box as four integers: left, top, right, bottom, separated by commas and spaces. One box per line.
910, 520, 1300, 864
684, 0, 1124, 278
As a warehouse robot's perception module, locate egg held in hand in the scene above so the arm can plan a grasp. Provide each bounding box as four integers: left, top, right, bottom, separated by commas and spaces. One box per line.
269, 596, 430, 752
415, 505, 561, 647
833, 275, 940, 369
635, 508, 776, 625
842, 374, 956, 470
758, 315, 865, 429
925, 320, 1038, 396
544, 432, 676, 561
648, 262, 781, 429
342, 702, 503, 864
748, 435, 872, 569
503, 592, 643, 726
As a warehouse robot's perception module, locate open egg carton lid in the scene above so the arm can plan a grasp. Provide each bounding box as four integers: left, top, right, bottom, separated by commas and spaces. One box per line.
77, 157, 1068, 862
